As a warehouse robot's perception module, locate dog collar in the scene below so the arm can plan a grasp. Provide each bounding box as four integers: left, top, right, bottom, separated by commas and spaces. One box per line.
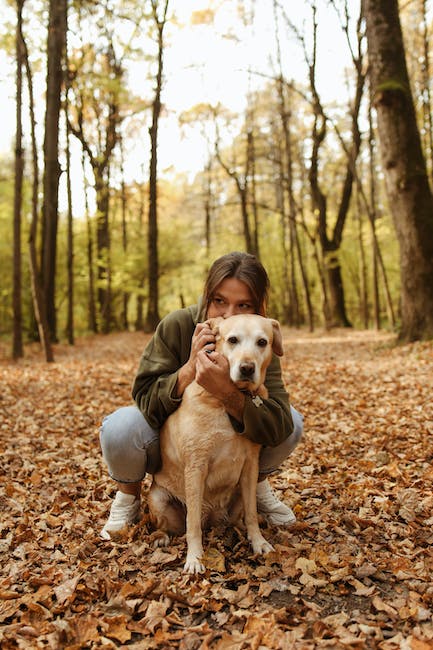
240, 390, 264, 407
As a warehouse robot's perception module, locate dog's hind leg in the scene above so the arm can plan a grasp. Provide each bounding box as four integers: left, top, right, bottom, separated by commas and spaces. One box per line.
183, 465, 207, 574
148, 483, 185, 548
240, 457, 274, 556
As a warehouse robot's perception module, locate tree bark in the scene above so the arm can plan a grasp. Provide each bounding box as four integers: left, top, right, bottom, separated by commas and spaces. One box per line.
41, 0, 67, 342
64, 18, 74, 345
145, 0, 169, 332
95, 171, 112, 333
81, 151, 97, 333
12, 0, 24, 360
20, 7, 54, 362
364, 0, 433, 341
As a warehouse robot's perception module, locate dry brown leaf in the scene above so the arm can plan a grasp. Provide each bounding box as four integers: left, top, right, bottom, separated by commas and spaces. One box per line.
53, 574, 82, 606
100, 615, 132, 643
202, 547, 226, 572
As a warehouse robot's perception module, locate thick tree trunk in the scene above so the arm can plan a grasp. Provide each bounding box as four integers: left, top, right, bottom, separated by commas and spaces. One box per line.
364, 0, 433, 341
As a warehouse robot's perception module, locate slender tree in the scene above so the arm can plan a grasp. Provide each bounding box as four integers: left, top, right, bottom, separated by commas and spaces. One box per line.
68, 41, 124, 333
81, 150, 98, 333
272, 0, 312, 329
364, 0, 433, 340
214, 118, 257, 257
420, 0, 433, 182
40, 0, 67, 342
19, 3, 54, 361
12, 0, 25, 360
145, 0, 169, 331
119, 138, 129, 330
64, 15, 74, 345
310, 3, 365, 328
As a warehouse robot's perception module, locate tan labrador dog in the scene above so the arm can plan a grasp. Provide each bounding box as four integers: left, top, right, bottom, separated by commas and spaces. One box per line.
148, 314, 284, 573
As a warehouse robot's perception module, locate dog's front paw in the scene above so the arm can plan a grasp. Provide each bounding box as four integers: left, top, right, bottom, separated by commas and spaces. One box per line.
183, 555, 205, 574
251, 536, 274, 555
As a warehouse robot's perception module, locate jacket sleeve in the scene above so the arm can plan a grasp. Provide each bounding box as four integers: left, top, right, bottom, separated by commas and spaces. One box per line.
131, 311, 194, 429
230, 354, 294, 447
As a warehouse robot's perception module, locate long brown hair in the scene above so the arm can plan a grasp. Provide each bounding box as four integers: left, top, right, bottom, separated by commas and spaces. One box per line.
200, 252, 270, 319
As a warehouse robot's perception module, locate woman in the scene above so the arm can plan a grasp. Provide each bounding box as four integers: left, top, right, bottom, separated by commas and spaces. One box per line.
100, 252, 303, 539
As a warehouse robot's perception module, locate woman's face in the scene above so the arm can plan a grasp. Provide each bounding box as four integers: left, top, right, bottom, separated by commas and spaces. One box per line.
206, 278, 257, 319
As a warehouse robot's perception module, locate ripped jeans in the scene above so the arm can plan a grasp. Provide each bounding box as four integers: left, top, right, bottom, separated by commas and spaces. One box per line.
100, 405, 303, 484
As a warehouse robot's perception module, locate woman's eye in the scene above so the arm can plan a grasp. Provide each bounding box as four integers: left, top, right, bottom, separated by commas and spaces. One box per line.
213, 298, 225, 305
228, 336, 238, 345
239, 303, 252, 310
257, 338, 268, 347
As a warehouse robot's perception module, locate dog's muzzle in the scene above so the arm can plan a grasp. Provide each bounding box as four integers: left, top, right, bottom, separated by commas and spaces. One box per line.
239, 362, 256, 379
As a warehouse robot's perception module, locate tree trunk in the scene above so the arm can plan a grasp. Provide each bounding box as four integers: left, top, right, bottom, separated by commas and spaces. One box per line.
41, 0, 67, 342
12, 0, 24, 360
95, 172, 111, 334
364, 0, 433, 341
145, 0, 169, 332
247, 129, 260, 257
355, 188, 369, 329
119, 139, 129, 330
80, 151, 97, 333
65, 122, 74, 345
306, 3, 365, 328
367, 98, 380, 329
65, 25, 74, 345
214, 134, 255, 256
420, 0, 433, 183
69, 96, 119, 334
20, 12, 54, 362
135, 174, 147, 332
204, 158, 212, 254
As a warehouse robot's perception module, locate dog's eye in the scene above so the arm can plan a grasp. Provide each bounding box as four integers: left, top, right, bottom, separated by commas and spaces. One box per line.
227, 336, 238, 345
257, 338, 268, 347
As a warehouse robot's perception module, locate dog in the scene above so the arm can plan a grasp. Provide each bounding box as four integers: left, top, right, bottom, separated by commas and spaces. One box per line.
147, 314, 284, 573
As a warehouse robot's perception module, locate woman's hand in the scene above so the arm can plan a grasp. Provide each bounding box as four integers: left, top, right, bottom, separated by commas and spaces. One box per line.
196, 350, 245, 422
191, 321, 216, 360
176, 322, 216, 396
195, 349, 230, 398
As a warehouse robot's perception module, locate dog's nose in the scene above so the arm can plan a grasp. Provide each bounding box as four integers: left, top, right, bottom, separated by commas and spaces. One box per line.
239, 362, 255, 378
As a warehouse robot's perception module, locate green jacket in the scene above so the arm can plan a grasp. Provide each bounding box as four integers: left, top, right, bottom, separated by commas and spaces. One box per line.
132, 304, 294, 447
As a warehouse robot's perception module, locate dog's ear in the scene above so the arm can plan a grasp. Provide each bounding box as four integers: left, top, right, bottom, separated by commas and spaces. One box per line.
269, 319, 284, 356
205, 317, 224, 335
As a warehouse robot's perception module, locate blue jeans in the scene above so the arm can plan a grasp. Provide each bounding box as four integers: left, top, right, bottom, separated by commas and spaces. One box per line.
100, 405, 303, 483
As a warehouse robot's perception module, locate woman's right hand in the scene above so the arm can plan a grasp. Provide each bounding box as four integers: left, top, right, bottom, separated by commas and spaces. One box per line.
189, 321, 216, 363
176, 322, 216, 396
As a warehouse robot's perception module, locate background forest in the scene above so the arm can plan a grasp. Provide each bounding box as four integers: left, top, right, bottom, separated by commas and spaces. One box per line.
2, 0, 433, 360
2, 4, 433, 647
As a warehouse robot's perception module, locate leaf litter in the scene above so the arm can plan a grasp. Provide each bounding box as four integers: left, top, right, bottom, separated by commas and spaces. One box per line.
1, 329, 432, 649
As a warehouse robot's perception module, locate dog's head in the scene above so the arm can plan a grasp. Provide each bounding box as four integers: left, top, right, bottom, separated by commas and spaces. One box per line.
207, 314, 284, 392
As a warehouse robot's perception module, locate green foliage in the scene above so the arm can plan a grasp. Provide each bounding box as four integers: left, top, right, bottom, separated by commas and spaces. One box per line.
0, 0, 417, 344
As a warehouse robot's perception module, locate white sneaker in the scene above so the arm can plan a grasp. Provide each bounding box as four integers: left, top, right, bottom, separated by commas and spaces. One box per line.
257, 479, 296, 527
100, 491, 140, 540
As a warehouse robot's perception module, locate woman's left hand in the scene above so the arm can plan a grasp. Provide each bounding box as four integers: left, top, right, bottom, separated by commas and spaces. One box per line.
195, 351, 246, 424
195, 349, 233, 400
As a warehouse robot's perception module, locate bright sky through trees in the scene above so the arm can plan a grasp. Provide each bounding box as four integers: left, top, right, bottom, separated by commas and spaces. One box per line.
0, 1, 356, 183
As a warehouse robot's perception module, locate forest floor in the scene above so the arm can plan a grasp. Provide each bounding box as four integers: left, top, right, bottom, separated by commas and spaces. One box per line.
0, 328, 433, 649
